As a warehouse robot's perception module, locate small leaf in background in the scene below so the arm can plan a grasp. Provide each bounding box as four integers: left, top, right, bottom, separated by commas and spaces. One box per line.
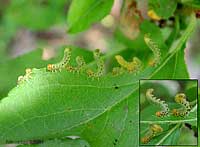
67, 0, 114, 33
5, 0, 68, 30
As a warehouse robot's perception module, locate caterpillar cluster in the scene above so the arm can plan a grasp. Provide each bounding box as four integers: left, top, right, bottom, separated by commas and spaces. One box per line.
112, 55, 142, 75
47, 48, 105, 79
86, 49, 105, 79
141, 124, 163, 144
144, 34, 161, 67
172, 93, 191, 117
146, 89, 169, 117
17, 68, 32, 85
47, 48, 71, 72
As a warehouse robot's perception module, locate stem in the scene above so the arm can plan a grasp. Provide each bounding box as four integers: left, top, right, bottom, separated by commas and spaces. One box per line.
140, 118, 197, 124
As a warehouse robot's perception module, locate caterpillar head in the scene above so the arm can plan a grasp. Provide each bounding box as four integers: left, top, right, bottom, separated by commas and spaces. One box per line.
175, 93, 186, 103
17, 76, 24, 84
155, 111, 163, 117
25, 68, 32, 74
144, 33, 151, 42
76, 56, 85, 65
115, 55, 124, 64
47, 64, 53, 71
146, 88, 154, 98
64, 48, 71, 53
94, 49, 100, 59
141, 136, 150, 144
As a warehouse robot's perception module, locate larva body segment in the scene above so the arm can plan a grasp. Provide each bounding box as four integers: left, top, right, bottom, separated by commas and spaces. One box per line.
172, 93, 191, 117
112, 67, 124, 76
146, 89, 169, 117
47, 48, 71, 72
144, 34, 161, 67
87, 49, 105, 79
115, 55, 142, 73
75, 56, 86, 72
141, 136, 151, 144
66, 56, 86, 73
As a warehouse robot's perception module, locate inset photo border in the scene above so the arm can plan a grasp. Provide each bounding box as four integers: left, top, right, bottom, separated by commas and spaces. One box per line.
139, 79, 198, 146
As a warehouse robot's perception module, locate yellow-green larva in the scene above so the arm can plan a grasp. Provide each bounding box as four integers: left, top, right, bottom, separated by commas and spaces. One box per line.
141, 124, 163, 144
47, 48, 71, 72
146, 89, 169, 117
115, 55, 142, 73
172, 93, 191, 117
144, 34, 161, 66
87, 49, 105, 78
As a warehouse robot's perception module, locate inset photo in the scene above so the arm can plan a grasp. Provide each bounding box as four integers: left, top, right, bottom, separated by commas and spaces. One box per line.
139, 79, 198, 146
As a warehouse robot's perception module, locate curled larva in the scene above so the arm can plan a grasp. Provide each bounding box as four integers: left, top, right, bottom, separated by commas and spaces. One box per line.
144, 34, 161, 67
115, 55, 142, 73
66, 56, 86, 73
47, 48, 71, 72
172, 93, 191, 117
17, 68, 32, 85
141, 124, 163, 144
146, 89, 169, 117
87, 49, 105, 79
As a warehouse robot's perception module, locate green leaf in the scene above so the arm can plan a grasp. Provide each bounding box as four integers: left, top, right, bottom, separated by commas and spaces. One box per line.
0, 14, 196, 147
181, 0, 200, 9
185, 80, 198, 101
17, 139, 90, 147
5, 0, 67, 30
67, 0, 114, 33
148, 0, 177, 19
78, 91, 139, 147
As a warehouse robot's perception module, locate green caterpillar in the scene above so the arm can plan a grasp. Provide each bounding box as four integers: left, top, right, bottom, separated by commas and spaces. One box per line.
146, 89, 169, 117
144, 34, 161, 67
141, 124, 163, 144
112, 55, 142, 75
87, 49, 105, 79
172, 93, 191, 117
47, 48, 71, 72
